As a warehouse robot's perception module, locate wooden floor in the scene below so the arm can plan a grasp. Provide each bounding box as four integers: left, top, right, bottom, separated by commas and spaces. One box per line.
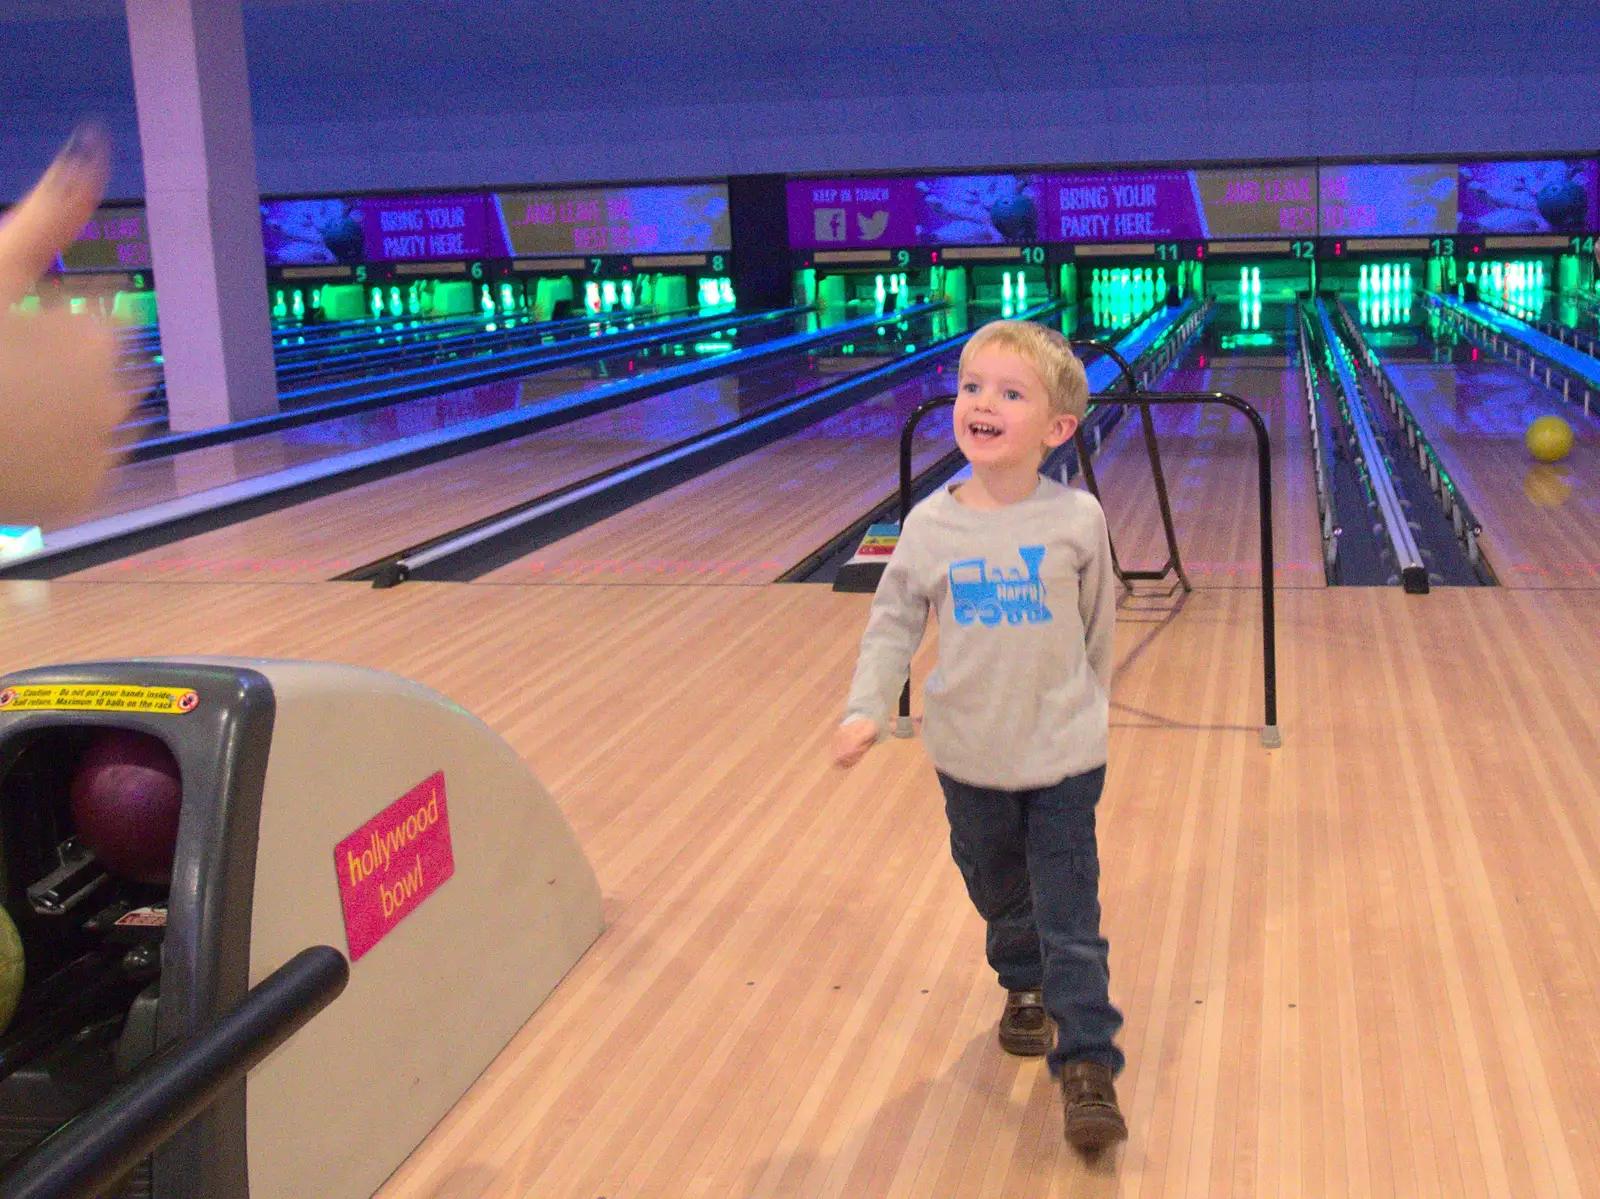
71, 374, 764, 583
72, 319, 896, 583
72, 376, 535, 532
81, 311, 781, 534
4, 577, 1598, 1198
476, 368, 960, 585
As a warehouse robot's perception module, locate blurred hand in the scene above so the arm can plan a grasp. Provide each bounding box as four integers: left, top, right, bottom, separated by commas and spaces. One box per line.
833, 717, 879, 769
0, 124, 134, 528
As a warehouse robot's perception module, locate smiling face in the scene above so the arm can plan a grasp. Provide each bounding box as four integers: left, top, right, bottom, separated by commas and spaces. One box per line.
953, 342, 1079, 472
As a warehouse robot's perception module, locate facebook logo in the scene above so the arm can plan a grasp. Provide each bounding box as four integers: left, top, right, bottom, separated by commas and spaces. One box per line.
814, 209, 846, 242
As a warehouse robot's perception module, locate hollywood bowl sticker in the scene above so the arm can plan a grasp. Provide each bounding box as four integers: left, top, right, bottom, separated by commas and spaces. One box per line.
334, 772, 456, 962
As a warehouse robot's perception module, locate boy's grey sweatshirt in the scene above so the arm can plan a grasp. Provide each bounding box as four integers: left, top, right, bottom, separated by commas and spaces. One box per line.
843, 477, 1117, 789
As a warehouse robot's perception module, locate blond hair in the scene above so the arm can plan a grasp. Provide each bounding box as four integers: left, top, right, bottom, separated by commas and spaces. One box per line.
958, 320, 1089, 421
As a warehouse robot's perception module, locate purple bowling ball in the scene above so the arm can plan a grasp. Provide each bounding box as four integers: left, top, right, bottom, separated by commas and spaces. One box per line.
69, 729, 183, 885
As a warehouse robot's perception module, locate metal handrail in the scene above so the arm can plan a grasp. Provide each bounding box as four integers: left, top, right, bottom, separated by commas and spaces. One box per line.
0, 947, 349, 1199
1067, 337, 1191, 592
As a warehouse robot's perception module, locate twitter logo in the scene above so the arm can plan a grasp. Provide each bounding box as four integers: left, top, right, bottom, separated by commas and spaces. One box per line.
857, 211, 890, 241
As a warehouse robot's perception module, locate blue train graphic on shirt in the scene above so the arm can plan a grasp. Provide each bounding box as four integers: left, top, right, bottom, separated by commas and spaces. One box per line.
949, 546, 1054, 627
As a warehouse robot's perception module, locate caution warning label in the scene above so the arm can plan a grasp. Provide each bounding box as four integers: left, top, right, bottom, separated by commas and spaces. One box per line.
0, 684, 200, 715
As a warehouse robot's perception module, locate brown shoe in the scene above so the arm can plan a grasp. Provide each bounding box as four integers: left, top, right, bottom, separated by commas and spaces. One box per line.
1060, 1061, 1128, 1154
998, 989, 1053, 1056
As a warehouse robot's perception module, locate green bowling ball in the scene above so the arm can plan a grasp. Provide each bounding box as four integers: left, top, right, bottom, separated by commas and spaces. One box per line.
0, 905, 22, 1035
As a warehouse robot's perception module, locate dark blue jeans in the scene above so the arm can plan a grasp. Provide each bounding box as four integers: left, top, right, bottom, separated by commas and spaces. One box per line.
938, 766, 1124, 1076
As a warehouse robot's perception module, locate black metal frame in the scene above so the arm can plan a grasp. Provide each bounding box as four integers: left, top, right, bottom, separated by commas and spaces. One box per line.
1068, 339, 1190, 593
892, 388, 1280, 748
0, 946, 348, 1199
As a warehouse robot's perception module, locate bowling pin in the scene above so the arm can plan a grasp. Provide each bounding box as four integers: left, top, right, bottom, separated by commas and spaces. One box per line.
621, 280, 635, 310
1002, 272, 1014, 304
1017, 272, 1028, 305
720, 279, 735, 306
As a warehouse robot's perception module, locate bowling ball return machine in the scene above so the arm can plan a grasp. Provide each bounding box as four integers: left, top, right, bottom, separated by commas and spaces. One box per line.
0, 659, 603, 1199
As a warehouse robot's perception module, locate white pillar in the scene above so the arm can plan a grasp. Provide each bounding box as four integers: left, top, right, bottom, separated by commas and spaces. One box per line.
126, 0, 277, 431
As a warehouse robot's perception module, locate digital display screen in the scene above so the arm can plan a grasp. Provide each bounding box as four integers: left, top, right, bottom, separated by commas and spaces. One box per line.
1047, 171, 1202, 241
793, 167, 1319, 247
787, 179, 914, 248
261, 194, 490, 265
916, 175, 1048, 244
1192, 168, 1317, 238
58, 205, 151, 272
787, 175, 1046, 249
492, 184, 731, 257
1318, 164, 1458, 236
1457, 159, 1598, 234
1042, 168, 1314, 243
355, 194, 490, 261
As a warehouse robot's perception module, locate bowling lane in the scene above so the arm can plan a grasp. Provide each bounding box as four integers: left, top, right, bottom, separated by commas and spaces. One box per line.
68, 307, 968, 583
1083, 302, 1326, 589
465, 306, 1159, 586
471, 362, 966, 585
1372, 322, 1600, 588
57, 310, 822, 535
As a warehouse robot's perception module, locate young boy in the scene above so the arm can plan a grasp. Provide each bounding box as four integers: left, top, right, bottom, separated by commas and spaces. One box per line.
833, 319, 1126, 1154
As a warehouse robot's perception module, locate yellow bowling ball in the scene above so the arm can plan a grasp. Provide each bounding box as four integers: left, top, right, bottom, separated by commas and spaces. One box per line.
1525, 415, 1574, 463
0, 905, 22, 1036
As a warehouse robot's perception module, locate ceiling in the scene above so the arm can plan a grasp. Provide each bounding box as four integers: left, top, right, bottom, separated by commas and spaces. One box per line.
0, 0, 1595, 197
3, 0, 1596, 117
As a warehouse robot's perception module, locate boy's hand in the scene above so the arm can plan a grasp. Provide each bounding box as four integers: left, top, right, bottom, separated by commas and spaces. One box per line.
0, 123, 135, 529
833, 718, 879, 769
